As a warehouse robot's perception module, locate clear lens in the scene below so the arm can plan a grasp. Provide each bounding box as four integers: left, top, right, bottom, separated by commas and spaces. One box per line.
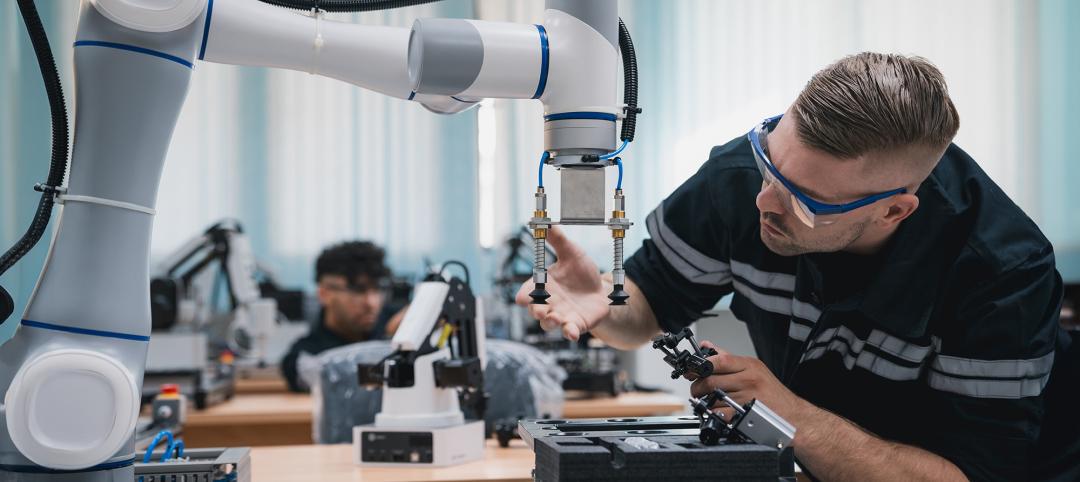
790, 194, 816, 227
755, 147, 814, 228
753, 129, 840, 229
790, 194, 843, 227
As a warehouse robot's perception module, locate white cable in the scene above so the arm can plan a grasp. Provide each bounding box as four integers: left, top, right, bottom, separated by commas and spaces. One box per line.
57, 194, 156, 215
309, 7, 325, 75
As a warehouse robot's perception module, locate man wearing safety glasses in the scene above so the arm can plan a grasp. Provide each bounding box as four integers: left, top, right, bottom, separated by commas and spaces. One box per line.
281, 240, 406, 392
518, 53, 1077, 481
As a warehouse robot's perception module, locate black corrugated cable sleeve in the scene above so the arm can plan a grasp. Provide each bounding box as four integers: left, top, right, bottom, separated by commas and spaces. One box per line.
618, 18, 640, 143
255, 0, 442, 13
1, 0, 70, 324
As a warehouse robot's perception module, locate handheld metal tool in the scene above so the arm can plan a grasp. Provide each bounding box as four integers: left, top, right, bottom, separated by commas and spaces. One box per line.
690, 387, 796, 450
651, 327, 718, 379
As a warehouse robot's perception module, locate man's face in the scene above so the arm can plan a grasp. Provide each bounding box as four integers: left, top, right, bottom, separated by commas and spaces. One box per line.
754, 114, 913, 256
317, 274, 385, 339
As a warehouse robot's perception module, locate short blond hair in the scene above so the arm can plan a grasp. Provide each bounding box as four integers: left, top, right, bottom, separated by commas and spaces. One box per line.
793, 53, 960, 162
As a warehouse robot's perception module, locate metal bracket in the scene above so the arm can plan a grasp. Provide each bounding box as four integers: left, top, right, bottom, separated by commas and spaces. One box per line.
651, 327, 717, 379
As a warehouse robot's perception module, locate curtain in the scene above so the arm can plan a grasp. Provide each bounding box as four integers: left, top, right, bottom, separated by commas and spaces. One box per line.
1037, 0, 1080, 276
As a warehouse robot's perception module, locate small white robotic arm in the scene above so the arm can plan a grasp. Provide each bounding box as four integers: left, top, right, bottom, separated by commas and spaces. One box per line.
358, 264, 486, 423
151, 220, 278, 362
354, 262, 489, 466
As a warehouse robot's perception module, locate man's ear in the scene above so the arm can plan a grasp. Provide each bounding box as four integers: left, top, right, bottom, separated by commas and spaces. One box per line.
879, 193, 920, 227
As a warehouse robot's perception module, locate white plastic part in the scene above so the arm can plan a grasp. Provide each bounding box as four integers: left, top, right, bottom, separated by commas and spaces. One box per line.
5, 349, 139, 470
146, 331, 208, 371
57, 193, 157, 215
474, 296, 487, 369
390, 281, 450, 352
375, 348, 464, 428
203, 0, 414, 99
456, 20, 542, 99
90, 0, 206, 33
232, 298, 278, 362
202, 0, 473, 112
223, 230, 264, 305
354, 420, 484, 467
539, 8, 620, 115
414, 95, 478, 114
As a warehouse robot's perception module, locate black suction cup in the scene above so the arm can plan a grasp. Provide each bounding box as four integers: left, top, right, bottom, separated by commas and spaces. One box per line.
608, 284, 629, 305
529, 282, 551, 305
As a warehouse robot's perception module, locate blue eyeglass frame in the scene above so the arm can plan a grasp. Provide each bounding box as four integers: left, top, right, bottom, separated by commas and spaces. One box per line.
748, 114, 907, 216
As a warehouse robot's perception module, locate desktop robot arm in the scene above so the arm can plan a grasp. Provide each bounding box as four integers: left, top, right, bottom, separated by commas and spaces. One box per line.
354, 262, 488, 465
357, 263, 486, 425
151, 220, 278, 363
0, 0, 635, 475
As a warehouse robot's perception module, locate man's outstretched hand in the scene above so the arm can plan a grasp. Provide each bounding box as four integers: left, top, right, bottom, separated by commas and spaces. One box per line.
515, 227, 612, 341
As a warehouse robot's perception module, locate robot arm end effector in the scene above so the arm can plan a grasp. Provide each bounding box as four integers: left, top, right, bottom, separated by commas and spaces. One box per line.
406, 2, 640, 307
528, 6, 641, 307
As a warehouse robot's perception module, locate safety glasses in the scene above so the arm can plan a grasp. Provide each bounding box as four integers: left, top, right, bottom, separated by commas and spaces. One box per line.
748, 114, 907, 228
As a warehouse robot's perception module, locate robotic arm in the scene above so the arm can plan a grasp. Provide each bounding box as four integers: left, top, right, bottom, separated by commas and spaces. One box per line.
206, 0, 639, 303
196, 0, 477, 114
1, 0, 636, 476
355, 262, 488, 465
150, 220, 279, 363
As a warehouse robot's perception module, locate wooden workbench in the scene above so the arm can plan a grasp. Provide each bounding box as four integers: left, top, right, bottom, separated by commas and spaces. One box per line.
234, 376, 289, 394
182, 391, 686, 447
251, 440, 534, 482
250, 439, 809, 482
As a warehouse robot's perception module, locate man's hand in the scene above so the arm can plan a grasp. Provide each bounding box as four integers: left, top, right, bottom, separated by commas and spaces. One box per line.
689, 343, 967, 481
689, 340, 810, 423
514, 227, 613, 341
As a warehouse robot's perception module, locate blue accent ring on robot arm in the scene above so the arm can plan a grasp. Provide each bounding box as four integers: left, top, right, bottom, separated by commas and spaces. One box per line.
532, 24, 549, 99
198, 0, 214, 60
73, 41, 193, 69
21, 319, 150, 342
0, 458, 135, 474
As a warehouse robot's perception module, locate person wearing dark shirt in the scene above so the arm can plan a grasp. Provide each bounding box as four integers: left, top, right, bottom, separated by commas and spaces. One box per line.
281, 241, 405, 392
516, 53, 1079, 481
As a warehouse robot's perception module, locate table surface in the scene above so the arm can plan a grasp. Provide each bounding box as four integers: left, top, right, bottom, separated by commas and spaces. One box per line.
249, 439, 808, 482
186, 391, 687, 427
251, 440, 535, 482
234, 376, 290, 394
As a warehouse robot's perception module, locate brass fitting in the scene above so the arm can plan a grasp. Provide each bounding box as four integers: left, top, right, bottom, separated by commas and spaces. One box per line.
533, 210, 548, 238
611, 210, 626, 238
